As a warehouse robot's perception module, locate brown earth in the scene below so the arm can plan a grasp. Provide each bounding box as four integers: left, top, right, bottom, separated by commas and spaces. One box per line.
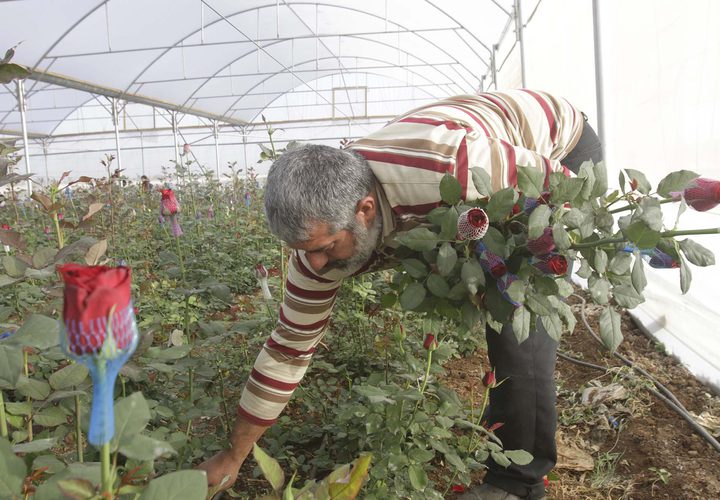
443, 290, 720, 500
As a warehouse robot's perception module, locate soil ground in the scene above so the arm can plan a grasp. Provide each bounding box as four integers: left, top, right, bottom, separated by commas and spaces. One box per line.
443, 290, 720, 500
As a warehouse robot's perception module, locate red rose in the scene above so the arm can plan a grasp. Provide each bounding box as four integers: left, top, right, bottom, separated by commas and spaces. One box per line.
629, 178, 638, 191
511, 203, 521, 215
490, 262, 507, 278
547, 254, 568, 275
482, 370, 496, 388
543, 476, 550, 488
58, 264, 133, 356
682, 178, 720, 212
527, 227, 555, 256
160, 189, 179, 216
451, 485, 465, 493
457, 208, 489, 240
1, 224, 9, 230
423, 333, 438, 351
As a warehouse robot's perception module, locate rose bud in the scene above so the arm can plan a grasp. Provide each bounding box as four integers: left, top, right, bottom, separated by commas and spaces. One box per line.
457, 208, 489, 240
423, 333, 438, 351
543, 476, 550, 488
511, 203, 521, 215
182, 143, 191, 155
160, 188, 180, 216
451, 485, 465, 493
648, 248, 679, 269
482, 369, 496, 388
490, 262, 507, 279
1, 224, 10, 230
527, 227, 556, 256
530, 253, 568, 275
57, 263, 139, 446
675, 177, 720, 212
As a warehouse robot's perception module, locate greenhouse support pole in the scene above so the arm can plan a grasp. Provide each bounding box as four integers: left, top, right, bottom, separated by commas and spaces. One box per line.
242, 127, 248, 180
140, 131, 146, 176
111, 98, 123, 171
491, 44, 498, 89
213, 120, 221, 180
16, 79, 32, 195
172, 111, 180, 166
592, 0, 606, 148
41, 139, 50, 185
514, 0, 527, 87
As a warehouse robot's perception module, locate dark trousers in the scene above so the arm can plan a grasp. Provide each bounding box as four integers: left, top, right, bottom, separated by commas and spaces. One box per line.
483, 120, 602, 499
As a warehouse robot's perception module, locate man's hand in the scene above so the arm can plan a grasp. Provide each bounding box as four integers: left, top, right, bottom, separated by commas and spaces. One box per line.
195, 414, 270, 492
197, 449, 243, 492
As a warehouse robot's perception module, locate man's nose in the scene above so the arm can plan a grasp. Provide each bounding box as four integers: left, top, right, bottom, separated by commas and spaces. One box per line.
306, 252, 328, 272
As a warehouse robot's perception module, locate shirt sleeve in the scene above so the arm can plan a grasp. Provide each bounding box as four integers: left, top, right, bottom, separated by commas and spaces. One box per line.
237, 250, 344, 425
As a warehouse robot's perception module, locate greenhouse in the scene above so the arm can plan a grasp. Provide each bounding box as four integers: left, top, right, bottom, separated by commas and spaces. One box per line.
1, 0, 719, 498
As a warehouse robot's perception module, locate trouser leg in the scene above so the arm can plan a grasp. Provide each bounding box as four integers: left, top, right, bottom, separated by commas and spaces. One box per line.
482, 320, 557, 500
562, 116, 604, 174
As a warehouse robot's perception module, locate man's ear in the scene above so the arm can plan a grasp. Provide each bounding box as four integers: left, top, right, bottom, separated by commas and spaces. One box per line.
355, 193, 377, 226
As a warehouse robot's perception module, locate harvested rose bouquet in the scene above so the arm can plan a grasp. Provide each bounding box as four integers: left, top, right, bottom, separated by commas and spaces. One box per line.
390, 162, 719, 351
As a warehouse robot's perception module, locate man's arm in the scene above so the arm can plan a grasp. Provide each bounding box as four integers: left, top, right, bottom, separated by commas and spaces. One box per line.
198, 250, 344, 488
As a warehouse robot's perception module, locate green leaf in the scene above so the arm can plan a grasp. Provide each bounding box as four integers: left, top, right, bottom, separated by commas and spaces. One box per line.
599, 307, 623, 352
397, 227, 439, 252
34, 407, 68, 427
0, 344, 22, 388
57, 479, 95, 500
111, 392, 151, 451
534, 276, 558, 296
624, 168, 651, 194
144, 345, 191, 360
588, 276, 610, 305
119, 434, 176, 461
401, 259, 428, 279
528, 205, 551, 240
591, 161, 609, 198
440, 173, 462, 205
593, 250, 608, 274
636, 197, 663, 231
427, 206, 449, 226
139, 470, 208, 500
32, 247, 57, 269
443, 450, 467, 473
490, 450, 512, 468
679, 253, 692, 294
328, 454, 372, 500
408, 463, 428, 491
612, 284, 645, 309
470, 167, 493, 196
549, 174, 584, 203
49, 363, 89, 390
504, 449, 534, 466
34, 463, 101, 500
552, 222, 571, 251
526, 293, 553, 316
608, 252, 632, 275
408, 448, 435, 463
461, 259, 485, 294
556, 301, 577, 334
12, 437, 58, 453
485, 188, 516, 223
32, 454, 66, 474
625, 221, 661, 249
512, 306, 531, 344
437, 243, 457, 276
5, 401, 31, 416
11, 314, 59, 350
577, 162, 596, 201
631, 251, 647, 293
439, 206, 459, 240
399, 283, 426, 310
656, 170, 699, 198
2, 256, 26, 278
253, 444, 285, 492
426, 274, 450, 298
516, 165, 544, 198
576, 259, 592, 279
482, 226, 508, 257
679, 239, 715, 267
618, 170, 626, 193
541, 315, 563, 341
16, 376, 51, 400
0, 437, 26, 498
505, 280, 525, 304
563, 208, 586, 228
461, 301, 484, 329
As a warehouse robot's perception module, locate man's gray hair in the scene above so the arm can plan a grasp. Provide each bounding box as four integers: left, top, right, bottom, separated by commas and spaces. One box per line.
264, 144, 375, 244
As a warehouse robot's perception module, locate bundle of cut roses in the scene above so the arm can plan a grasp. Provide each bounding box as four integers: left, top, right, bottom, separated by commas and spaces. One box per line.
390, 162, 719, 351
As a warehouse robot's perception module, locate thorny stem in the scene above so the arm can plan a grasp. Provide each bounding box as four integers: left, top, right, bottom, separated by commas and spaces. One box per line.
23, 350, 32, 441
100, 441, 112, 497
0, 390, 8, 438
570, 227, 720, 250
607, 196, 677, 214
75, 393, 83, 462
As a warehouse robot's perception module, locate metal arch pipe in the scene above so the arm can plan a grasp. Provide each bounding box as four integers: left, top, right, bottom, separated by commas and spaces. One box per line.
514, 0, 527, 87
16, 79, 33, 195
592, 0, 606, 147
125, 1, 484, 106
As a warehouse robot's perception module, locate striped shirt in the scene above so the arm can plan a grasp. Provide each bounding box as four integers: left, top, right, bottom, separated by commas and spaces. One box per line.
237, 89, 584, 425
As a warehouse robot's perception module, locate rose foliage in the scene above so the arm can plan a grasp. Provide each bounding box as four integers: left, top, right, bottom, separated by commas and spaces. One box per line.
391, 162, 718, 352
